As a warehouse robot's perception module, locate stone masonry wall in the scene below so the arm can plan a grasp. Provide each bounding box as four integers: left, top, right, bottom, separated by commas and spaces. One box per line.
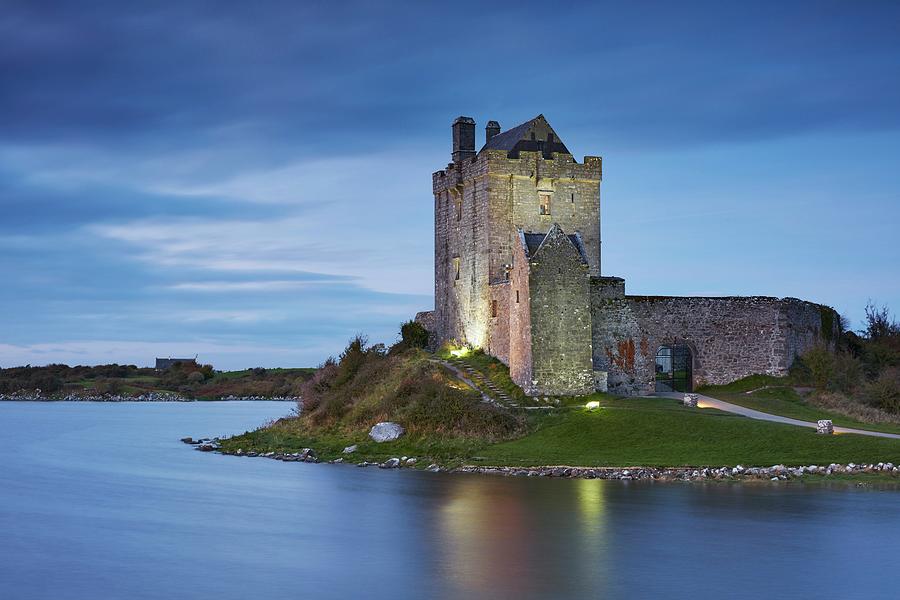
487, 282, 511, 364
433, 148, 601, 353
508, 236, 532, 388
590, 284, 838, 395
526, 229, 593, 396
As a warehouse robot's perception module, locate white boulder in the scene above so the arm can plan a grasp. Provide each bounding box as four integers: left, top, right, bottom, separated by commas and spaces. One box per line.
369, 422, 405, 443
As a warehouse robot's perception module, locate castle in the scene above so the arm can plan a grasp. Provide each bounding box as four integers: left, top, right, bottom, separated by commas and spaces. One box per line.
416, 115, 836, 396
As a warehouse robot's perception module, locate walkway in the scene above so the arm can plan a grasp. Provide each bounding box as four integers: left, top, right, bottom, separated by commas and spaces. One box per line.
656, 392, 900, 440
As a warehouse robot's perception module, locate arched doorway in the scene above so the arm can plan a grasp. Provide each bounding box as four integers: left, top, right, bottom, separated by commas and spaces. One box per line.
655, 345, 693, 392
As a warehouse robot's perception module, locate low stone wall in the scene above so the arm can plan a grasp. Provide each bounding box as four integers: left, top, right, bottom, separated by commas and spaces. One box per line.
591, 288, 838, 395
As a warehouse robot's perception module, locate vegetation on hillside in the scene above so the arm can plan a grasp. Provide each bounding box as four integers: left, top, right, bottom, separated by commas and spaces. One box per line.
222, 318, 900, 471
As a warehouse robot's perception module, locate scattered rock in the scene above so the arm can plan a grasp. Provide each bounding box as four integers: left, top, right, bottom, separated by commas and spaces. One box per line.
342, 445, 358, 454
425, 464, 441, 472
406, 457, 417, 465
180, 437, 194, 444
683, 393, 699, 408
817, 420, 834, 435
369, 422, 405, 443
380, 458, 401, 469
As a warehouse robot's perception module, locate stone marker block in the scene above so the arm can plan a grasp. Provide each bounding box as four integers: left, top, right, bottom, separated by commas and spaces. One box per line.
816, 420, 834, 435
683, 393, 699, 408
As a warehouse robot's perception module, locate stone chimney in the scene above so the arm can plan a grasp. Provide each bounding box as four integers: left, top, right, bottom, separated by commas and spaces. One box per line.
452, 116, 476, 163
485, 120, 500, 144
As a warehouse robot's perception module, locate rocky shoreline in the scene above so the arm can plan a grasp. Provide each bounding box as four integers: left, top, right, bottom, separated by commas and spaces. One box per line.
185, 438, 900, 482
1, 392, 299, 402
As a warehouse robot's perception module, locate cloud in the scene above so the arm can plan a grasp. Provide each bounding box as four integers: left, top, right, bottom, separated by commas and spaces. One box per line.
166, 280, 346, 292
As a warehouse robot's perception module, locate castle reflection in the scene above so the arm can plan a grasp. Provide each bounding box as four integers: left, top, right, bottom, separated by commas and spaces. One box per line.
435, 475, 612, 598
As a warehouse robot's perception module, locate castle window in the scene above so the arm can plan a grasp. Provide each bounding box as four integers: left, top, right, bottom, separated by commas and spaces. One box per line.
539, 192, 551, 216
516, 290, 520, 304
491, 300, 498, 318
453, 257, 460, 281
455, 198, 462, 221
571, 193, 575, 203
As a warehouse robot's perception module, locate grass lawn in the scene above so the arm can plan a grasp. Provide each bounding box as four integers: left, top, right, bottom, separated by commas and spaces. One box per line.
222, 396, 900, 468
699, 378, 900, 436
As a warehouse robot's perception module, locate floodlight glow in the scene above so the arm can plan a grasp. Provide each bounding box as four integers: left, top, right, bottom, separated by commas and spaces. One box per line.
585, 400, 601, 410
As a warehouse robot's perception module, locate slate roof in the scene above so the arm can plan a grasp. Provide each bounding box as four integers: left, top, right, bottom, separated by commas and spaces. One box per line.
520, 227, 589, 265
483, 119, 538, 152
481, 114, 571, 158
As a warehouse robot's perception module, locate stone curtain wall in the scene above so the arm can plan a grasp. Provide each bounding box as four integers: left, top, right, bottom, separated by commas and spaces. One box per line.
591, 285, 836, 395
526, 229, 594, 396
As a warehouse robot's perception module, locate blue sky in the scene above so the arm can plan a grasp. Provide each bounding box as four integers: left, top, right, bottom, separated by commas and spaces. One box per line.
2, 0, 899, 369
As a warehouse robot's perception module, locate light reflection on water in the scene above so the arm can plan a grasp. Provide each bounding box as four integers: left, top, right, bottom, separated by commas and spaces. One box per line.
1, 401, 899, 600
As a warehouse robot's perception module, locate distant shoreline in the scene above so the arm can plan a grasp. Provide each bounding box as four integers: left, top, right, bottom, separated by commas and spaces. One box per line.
0, 394, 298, 403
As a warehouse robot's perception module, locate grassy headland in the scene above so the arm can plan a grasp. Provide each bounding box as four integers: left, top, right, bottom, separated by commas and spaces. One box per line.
220, 328, 900, 472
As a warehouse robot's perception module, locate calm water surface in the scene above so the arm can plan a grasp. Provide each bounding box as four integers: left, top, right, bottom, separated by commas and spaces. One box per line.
2, 401, 899, 600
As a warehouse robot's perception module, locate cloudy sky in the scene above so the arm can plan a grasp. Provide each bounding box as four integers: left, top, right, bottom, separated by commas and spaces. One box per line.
2, 1, 899, 369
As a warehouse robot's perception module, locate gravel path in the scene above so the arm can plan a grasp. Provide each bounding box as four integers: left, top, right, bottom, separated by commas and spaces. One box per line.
656, 392, 900, 439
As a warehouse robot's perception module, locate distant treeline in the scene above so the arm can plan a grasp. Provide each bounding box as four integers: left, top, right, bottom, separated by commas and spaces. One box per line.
0, 362, 316, 399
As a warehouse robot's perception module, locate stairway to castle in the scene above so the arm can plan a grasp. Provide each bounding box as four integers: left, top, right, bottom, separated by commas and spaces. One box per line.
437, 358, 517, 408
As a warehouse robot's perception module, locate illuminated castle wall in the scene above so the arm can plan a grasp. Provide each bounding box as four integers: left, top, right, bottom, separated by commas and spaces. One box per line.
418, 115, 836, 396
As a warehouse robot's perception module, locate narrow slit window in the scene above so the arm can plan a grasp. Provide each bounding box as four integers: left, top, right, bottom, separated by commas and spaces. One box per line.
453, 257, 460, 281
571, 192, 575, 203
539, 192, 551, 216
455, 198, 462, 221
491, 300, 498, 318
515, 290, 520, 304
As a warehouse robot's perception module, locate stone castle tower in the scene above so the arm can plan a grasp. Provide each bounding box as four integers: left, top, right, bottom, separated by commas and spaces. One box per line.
420, 114, 837, 397
431, 115, 600, 395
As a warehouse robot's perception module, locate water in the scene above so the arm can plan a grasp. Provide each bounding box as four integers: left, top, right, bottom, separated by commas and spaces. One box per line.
2, 402, 899, 600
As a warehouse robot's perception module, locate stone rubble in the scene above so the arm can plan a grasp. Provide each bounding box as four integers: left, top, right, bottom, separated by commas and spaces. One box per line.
201, 440, 900, 482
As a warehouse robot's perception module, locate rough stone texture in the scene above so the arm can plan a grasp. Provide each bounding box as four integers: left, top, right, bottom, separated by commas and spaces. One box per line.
591, 287, 838, 395
817, 420, 834, 435
368, 422, 405, 443
683, 394, 699, 408
523, 225, 593, 396
487, 282, 510, 364
423, 114, 837, 397
432, 116, 601, 353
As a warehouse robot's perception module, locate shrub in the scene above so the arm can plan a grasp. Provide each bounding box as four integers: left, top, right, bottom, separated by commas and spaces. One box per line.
799, 345, 835, 390
861, 369, 900, 414
400, 320, 430, 349
831, 351, 864, 394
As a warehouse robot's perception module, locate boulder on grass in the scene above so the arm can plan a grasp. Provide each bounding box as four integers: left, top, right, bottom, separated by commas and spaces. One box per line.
683, 393, 699, 408
343, 444, 358, 454
369, 422, 404, 443
816, 420, 834, 435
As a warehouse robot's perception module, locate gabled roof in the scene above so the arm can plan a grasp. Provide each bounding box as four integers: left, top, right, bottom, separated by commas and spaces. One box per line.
518, 224, 589, 265
481, 114, 571, 158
